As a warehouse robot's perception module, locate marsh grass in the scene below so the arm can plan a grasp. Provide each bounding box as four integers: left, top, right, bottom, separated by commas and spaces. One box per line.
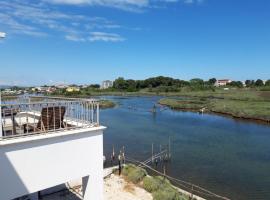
122, 165, 188, 200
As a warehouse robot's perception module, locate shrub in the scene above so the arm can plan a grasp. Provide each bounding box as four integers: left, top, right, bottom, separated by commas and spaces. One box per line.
122, 164, 147, 184
143, 176, 160, 192
144, 176, 186, 200
123, 165, 188, 200
152, 186, 181, 200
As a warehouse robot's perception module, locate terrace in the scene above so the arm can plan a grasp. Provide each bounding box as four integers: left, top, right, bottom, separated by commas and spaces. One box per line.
0, 96, 105, 200
0, 96, 100, 140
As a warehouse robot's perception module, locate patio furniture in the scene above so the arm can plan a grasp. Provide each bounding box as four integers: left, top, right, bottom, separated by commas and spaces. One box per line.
24, 106, 66, 133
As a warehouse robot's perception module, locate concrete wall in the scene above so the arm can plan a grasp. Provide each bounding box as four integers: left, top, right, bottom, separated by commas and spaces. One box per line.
0, 127, 105, 200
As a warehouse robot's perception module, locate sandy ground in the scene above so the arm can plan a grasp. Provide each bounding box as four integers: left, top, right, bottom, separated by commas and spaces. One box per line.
42, 173, 152, 200
104, 174, 153, 200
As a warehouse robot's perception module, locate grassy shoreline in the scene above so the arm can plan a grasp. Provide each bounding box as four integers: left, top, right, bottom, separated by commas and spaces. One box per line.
121, 164, 192, 200
87, 89, 270, 124
3, 89, 270, 123
159, 97, 270, 124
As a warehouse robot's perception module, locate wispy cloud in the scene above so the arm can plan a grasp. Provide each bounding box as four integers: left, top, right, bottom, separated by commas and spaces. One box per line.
0, 0, 126, 42
0, 0, 204, 42
65, 34, 86, 42
183, 0, 204, 4
44, 0, 203, 11
89, 32, 125, 42
65, 31, 125, 42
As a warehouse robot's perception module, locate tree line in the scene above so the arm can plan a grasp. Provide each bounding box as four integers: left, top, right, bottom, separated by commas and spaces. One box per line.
112, 76, 270, 92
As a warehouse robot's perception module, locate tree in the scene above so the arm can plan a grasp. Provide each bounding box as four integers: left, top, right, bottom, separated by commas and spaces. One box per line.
265, 80, 270, 86
208, 78, 217, 85
255, 79, 264, 87
190, 78, 204, 86
228, 81, 243, 88
245, 80, 252, 87
113, 77, 128, 90
89, 84, 100, 88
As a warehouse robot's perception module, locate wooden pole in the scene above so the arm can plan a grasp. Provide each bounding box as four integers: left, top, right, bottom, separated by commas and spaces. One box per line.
169, 136, 171, 160
152, 143, 154, 164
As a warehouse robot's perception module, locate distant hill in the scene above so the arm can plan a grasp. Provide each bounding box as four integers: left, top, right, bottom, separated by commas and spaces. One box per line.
0, 85, 13, 89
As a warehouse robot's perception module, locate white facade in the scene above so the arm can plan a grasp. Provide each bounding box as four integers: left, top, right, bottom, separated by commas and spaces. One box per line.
214, 79, 232, 87
0, 126, 106, 200
101, 80, 113, 89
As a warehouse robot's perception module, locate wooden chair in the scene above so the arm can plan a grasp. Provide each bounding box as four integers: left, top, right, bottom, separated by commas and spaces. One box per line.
1, 107, 18, 136
24, 106, 66, 133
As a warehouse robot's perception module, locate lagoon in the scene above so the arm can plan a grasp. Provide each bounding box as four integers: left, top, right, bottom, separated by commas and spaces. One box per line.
101, 96, 270, 200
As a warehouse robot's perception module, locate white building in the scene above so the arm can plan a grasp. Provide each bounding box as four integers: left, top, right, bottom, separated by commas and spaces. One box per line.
0, 97, 105, 200
101, 80, 113, 89
214, 79, 232, 87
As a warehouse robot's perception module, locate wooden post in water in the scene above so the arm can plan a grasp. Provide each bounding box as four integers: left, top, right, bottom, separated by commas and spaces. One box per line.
168, 137, 171, 160
151, 143, 154, 164
190, 184, 194, 200
112, 145, 115, 160
160, 144, 162, 161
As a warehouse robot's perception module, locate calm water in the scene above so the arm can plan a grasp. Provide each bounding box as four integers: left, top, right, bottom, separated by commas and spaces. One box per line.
100, 96, 270, 200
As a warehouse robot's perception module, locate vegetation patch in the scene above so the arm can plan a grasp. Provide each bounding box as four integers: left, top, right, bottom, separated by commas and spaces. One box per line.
99, 100, 116, 109
159, 98, 208, 111
159, 93, 270, 123
122, 164, 147, 184
122, 165, 188, 200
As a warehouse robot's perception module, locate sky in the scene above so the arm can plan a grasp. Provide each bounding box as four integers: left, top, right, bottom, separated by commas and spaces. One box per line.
0, 0, 270, 86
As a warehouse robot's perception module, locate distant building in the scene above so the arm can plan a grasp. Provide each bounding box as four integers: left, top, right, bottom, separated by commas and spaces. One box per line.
66, 87, 80, 92
101, 80, 113, 89
56, 84, 68, 89
2, 88, 15, 95
214, 79, 232, 87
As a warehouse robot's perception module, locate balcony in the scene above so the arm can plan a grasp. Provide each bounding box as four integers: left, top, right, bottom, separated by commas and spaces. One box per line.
0, 96, 105, 200
0, 96, 100, 140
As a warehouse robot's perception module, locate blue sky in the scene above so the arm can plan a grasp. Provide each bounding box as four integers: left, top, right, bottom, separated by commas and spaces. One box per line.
0, 0, 269, 86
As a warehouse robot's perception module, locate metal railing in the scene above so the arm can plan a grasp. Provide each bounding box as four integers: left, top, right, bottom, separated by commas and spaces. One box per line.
0, 96, 100, 140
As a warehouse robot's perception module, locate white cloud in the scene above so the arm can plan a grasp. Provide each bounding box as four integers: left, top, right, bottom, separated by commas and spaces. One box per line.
65, 34, 86, 42
47, 0, 91, 4
183, 0, 204, 4
65, 32, 125, 42
46, 0, 148, 7
0, 1, 126, 41
0, 32, 6, 38
0, 0, 204, 41
89, 32, 125, 42
44, 0, 203, 11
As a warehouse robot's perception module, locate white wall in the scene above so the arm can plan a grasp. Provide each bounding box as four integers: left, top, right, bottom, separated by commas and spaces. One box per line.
0, 127, 105, 200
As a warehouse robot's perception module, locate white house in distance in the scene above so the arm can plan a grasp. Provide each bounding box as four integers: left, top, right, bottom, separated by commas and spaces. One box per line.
101, 80, 113, 89
214, 79, 232, 87
0, 96, 105, 200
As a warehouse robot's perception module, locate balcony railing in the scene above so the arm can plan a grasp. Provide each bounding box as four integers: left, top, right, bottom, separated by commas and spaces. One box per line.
0, 96, 100, 140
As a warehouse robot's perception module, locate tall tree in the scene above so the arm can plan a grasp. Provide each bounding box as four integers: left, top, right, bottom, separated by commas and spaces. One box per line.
245, 80, 252, 87
255, 79, 264, 87
265, 79, 270, 86
228, 81, 243, 88
208, 78, 217, 85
